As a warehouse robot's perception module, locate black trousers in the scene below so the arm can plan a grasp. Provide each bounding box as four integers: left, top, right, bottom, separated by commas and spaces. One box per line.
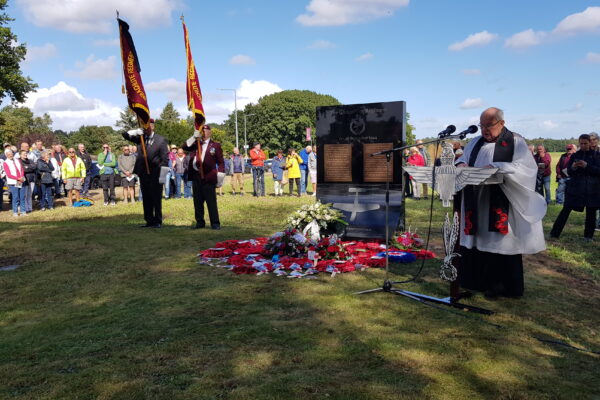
192, 179, 219, 226
100, 174, 115, 203
458, 246, 524, 297
550, 205, 598, 239
139, 175, 163, 225
288, 178, 301, 195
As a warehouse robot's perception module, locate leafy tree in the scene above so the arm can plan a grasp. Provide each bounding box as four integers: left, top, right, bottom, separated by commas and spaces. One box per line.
211, 127, 233, 155
222, 90, 341, 154
0, 105, 34, 144
154, 119, 193, 147
115, 106, 138, 131
160, 102, 180, 123
67, 125, 125, 154
0, 0, 37, 102
31, 113, 53, 134
405, 112, 416, 145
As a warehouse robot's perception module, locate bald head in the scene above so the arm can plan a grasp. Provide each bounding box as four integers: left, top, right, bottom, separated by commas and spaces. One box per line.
481, 107, 504, 121
480, 107, 505, 142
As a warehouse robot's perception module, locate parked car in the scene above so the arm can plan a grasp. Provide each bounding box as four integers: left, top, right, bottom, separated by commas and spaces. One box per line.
90, 161, 123, 189
244, 159, 272, 173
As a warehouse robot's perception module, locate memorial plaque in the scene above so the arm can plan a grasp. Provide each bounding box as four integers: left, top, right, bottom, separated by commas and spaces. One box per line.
316, 101, 406, 239
324, 144, 352, 182
363, 143, 393, 182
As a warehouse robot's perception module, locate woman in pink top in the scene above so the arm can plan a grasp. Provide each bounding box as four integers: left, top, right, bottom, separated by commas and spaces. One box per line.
407, 146, 425, 199
2, 149, 27, 216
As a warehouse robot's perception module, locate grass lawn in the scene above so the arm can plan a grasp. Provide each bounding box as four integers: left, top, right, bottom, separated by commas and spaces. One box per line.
0, 177, 599, 399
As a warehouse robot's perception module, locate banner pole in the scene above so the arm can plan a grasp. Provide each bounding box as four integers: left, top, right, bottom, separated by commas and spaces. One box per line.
136, 116, 151, 175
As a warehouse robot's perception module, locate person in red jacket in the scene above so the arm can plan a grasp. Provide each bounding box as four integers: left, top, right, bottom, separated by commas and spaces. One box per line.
182, 125, 225, 230
249, 142, 266, 196
407, 146, 425, 199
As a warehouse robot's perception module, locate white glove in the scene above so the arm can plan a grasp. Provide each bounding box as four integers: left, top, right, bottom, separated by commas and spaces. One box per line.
193, 130, 201, 138
127, 128, 143, 136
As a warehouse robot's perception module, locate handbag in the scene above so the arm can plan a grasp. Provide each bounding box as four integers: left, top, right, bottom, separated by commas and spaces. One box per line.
41, 171, 53, 184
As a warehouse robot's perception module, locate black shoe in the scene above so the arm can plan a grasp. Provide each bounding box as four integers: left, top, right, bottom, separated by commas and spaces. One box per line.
151, 223, 162, 228
484, 283, 505, 299
192, 223, 206, 229
211, 224, 221, 230
140, 223, 153, 228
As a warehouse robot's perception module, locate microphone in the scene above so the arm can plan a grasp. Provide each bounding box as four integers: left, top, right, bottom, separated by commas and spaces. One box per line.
457, 125, 478, 138
437, 125, 456, 138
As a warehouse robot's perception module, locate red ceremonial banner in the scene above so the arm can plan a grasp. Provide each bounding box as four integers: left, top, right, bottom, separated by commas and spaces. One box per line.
118, 18, 150, 128
182, 20, 206, 130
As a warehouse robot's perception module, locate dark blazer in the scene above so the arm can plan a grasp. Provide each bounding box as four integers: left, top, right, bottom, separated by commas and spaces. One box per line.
76, 150, 93, 171
121, 131, 169, 177
182, 139, 225, 185
565, 149, 600, 209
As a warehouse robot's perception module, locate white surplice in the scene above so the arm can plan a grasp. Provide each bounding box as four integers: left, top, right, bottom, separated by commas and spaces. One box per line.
456, 134, 547, 255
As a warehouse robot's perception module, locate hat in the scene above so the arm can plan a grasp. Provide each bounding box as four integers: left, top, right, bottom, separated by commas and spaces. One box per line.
566, 144, 575, 150
149, 118, 155, 123
3, 142, 11, 148
253, 142, 260, 147
170, 145, 177, 149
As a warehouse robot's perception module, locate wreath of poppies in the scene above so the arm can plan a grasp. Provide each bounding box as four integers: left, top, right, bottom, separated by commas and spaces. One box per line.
197, 232, 434, 278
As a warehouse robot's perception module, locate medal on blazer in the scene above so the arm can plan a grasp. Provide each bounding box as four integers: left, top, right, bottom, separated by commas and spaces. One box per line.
210, 147, 215, 155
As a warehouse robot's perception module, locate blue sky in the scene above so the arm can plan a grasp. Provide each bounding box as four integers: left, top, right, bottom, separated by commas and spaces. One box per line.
6, 0, 600, 139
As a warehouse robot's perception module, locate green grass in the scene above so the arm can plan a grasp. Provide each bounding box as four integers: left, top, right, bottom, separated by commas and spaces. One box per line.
0, 178, 599, 399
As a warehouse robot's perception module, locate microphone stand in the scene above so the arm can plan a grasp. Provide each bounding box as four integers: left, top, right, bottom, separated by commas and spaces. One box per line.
356, 131, 492, 315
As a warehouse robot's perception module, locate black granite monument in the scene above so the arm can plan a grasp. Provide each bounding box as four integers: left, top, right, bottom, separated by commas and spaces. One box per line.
316, 101, 406, 239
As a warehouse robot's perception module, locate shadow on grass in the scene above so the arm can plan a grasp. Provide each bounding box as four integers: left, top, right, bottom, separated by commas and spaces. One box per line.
1, 205, 599, 399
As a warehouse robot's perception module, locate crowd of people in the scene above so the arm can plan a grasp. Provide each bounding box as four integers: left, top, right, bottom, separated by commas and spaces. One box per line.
0, 136, 319, 217
2, 123, 597, 242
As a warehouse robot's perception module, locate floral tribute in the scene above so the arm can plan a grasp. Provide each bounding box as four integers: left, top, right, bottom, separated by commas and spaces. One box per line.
392, 230, 437, 259
197, 234, 398, 278
286, 202, 347, 234
263, 229, 310, 257
313, 235, 351, 261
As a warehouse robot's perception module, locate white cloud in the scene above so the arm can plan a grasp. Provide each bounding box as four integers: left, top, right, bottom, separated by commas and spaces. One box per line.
448, 31, 498, 51
553, 6, 600, 36
93, 38, 119, 46
20, 81, 121, 131
146, 78, 186, 102
540, 120, 559, 130
356, 52, 373, 61
462, 69, 481, 75
66, 55, 118, 80
307, 40, 336, 49
229, 55, 256, 65
460, 98, 484, 109
503, 7, 600, 51
584, 52, 600, 63
561, 103, 584, 112
297, 0, 409, 27
17, 0, 182, 33
206, 79, 283, 122
24, 43, 57, 63
504, 29, 547, 50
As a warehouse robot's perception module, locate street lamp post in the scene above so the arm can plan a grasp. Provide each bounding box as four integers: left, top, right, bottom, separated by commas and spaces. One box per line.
218, 88, 239, 149
244, 113, 255, 155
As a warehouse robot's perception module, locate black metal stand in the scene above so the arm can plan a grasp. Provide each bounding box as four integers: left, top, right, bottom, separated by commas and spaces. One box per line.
355, 133, 493, 315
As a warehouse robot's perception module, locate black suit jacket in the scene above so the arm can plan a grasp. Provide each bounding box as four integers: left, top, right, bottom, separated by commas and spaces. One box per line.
121, 131, 169, 177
